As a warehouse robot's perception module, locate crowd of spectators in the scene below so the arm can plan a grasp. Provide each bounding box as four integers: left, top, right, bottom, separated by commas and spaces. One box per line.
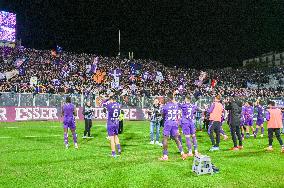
0, 46, 283, 100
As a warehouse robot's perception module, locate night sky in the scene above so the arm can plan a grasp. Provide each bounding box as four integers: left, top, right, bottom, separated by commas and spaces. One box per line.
1, 0, 284, 68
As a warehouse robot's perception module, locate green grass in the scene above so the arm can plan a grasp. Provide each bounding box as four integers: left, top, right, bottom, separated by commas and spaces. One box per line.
0, 121, 284, 188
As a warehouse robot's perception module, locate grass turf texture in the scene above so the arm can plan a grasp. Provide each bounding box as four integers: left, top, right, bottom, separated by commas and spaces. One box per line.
0, 121, 283, 188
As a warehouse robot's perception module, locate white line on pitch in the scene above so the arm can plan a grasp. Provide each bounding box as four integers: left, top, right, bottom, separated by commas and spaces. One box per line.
0, 136, 11, 139
25, 135, 62, 138
4, 127, 19, 129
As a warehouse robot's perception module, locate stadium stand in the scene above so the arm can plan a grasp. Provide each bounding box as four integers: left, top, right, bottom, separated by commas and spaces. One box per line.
1, 46, 284, 100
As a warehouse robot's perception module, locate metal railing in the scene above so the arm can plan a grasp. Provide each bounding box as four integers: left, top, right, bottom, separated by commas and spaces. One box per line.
0, 92, 283, 109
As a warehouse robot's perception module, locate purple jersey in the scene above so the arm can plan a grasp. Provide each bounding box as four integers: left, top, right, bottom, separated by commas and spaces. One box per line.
62, 103, 75, 129
256, 105, 265, 125
163, 102, 179, 126
63, 103, 75, 119
240, 106, 246, 126
179, 103, 197, 124
256, 105, 264, 119
106, 102, 121, 125
241, 106, 246, 113
245, 106, 254, 119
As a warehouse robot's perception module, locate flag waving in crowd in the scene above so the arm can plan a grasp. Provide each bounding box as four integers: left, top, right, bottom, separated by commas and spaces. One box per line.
195, 71, 207, 86
91, 57, 99, 74
14, 58, 26, 68
14, 58, 27, 76
109, 69, 122, 88
155, 71, 163, 83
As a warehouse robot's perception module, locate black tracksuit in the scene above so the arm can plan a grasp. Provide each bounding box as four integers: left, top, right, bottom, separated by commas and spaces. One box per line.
83, 105, 93, 137
226, 100, 243, 147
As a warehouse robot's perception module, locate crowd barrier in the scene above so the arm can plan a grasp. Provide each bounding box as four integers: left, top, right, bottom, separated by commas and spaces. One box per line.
0, 92, 283, 122
0, 106, 148, 122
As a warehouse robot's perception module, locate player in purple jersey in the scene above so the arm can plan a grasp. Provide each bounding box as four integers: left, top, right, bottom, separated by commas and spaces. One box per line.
220, 115, 229, 141
159, 93, 187, 161
240, 105, 246, 139
61, 96, 78, 149
254, 100, 265, 138
104, 95, 122, 158
178, 95, 199, 157
102, 97, 110, 139
244, 102, 255, 138
282, 108, 284, 134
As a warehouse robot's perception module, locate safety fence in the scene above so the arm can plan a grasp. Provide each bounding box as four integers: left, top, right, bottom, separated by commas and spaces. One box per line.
0, 92, 283, 122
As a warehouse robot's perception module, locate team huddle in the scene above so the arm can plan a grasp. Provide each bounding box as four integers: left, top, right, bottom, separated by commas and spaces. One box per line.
61, 93, 284, 159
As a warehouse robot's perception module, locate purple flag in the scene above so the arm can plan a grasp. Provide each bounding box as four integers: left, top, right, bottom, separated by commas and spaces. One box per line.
14, 58, 25, 68
91, 57, 99, 73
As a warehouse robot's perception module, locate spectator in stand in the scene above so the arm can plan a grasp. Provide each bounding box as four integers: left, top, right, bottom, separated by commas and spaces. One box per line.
0, 46, 284, 101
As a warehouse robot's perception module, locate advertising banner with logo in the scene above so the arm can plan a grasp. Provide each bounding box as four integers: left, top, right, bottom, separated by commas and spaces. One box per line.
0, 106, 148, 122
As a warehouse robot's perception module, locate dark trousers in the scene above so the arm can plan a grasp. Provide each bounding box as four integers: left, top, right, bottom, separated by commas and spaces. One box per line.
118, 120, 123, 134
268, 128, 283, 146
203, 119, 210, 130
209, 121, 221, 147
84, 119, 92, 136
230, 125, 242, 147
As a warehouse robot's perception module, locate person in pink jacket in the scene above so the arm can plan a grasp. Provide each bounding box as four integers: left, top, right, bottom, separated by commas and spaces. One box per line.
208, 95, 224, 151
265, 101, 284, 153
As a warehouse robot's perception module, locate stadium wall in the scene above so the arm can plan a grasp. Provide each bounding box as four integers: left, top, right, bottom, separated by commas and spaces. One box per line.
0, 106, 148, 122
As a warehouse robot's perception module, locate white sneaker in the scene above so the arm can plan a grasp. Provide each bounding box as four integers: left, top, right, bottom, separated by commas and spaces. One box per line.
187, 150, 193, 157
65, 144, 69, 149
155, 141, 163, 146
194, 150, 199, 156
209, 147, 219, 151
82, 136, 87, 139
74, 143, 78, 149
150, 141, 155, 144
260, 134, 264, 138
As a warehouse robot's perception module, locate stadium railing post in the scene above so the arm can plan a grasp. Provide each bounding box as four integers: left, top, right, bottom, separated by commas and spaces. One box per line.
18, 93, 21, 106
80, 94, 83, 107
32, 95, 35, 106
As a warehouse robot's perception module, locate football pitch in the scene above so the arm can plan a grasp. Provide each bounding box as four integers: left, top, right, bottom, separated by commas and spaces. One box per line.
0, 121, 283, 188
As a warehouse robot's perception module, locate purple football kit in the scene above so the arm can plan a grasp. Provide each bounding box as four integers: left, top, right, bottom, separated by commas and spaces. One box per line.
255, 105, 265, 136
244, 106, 254, 126
256, 105, 265, 125
240, 106, 246, 126
63, 103, 76, 129
162, 102, 179, 137
179, 103, 197, 135
160, 101, 186, 160
106, 102, 121, 136
62, 102, 77, 148
179, 102, 199, 153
